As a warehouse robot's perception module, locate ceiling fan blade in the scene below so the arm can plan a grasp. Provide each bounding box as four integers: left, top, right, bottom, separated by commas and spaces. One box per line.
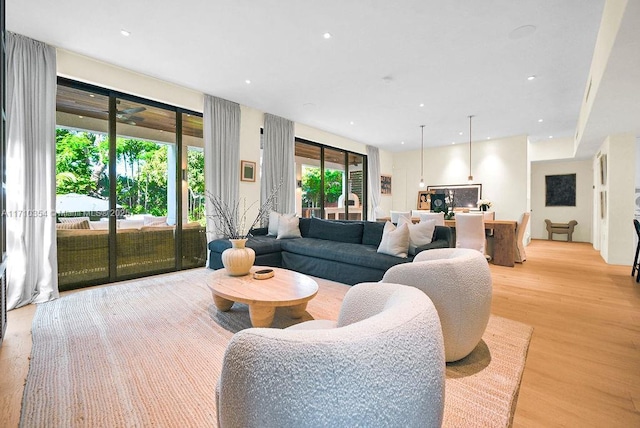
119, 107, 146, 115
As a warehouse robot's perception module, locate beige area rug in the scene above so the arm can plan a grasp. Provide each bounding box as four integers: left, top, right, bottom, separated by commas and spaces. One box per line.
21, 268, 532, 427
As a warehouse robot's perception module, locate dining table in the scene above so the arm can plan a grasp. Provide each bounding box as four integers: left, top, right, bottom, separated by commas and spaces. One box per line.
376, 216, 518, 267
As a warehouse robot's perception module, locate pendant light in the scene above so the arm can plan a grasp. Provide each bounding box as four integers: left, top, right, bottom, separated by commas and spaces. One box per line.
419, 125, 425, 188
467, 115, 474, 184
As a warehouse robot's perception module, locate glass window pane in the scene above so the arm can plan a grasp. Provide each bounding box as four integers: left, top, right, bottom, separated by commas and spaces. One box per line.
295, 142, 321, 218
323, 148, 346, 220
115, 99, 176, 278
55, 85, 110, 288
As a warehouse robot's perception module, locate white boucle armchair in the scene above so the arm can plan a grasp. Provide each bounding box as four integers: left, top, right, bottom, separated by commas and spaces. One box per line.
382, 248, 492, 362
216, 282, 445, 428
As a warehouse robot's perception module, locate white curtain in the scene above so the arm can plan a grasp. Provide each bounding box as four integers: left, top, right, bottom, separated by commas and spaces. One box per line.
366, 145, 382, 220
203, 95, 240, 239
6, 33, 58, 309
261, 114, 295, 214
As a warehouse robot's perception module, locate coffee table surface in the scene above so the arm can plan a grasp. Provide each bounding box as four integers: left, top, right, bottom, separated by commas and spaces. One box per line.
207, 266, 319, 327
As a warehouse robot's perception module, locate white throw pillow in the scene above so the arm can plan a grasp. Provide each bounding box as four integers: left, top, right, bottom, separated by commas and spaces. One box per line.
268, 211, 295, 236
377, 221, 410, 258
277, 216, 302, 239
399, 217, 436, 255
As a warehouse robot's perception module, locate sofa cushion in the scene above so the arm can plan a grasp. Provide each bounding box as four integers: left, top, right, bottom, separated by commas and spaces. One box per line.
277, 216, 302, 239
58, 216, 90, 224
307, 218, 363, 244
57, 219, 90, 230
280, 238, 412, 272
298, 218, 312, 237
208, 235, 283, 256
267, 211, 295, 236
377, 221, 410, 258
399, 217, 436, 255
362, 221, 384, 246
144, 215, 167, 226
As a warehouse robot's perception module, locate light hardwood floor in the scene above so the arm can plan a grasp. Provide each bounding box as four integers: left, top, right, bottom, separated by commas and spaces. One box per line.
1, 239, 639, 427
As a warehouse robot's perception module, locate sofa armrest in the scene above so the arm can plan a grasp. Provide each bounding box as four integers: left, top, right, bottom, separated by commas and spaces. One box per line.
249, 227, 268, 236
415, 239, 450, 254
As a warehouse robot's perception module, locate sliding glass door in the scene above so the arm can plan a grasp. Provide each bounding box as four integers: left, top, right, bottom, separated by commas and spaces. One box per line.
114, 98, 177, 278
55, 79, 205, 289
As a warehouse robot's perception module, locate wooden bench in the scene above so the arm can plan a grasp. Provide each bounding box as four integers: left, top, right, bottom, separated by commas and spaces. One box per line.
545, 219, 578, 242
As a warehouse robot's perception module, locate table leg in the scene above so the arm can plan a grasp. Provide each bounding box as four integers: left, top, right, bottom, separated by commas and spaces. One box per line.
492, 223, 516, 267
288, 302, 308, 319
249, 305, 276, 328
212, 294, 234, 311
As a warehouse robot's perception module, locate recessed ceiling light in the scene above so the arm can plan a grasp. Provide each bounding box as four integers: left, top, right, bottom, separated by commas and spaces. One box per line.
245, 79, 251, 84
419, 103, 424, 107
451, 142, 455, 145
323, 32, 332, 39
538, 119, 543, 122
349, 121, 354, 125
549, 135, 554, 139
120, 29, 131, 37
527, 75, 536, 81
89, 94, 95, 98
486, 137, 491, 140
78, 115, 83, 119
458, 132, 463, 135
401, 141, 405, 145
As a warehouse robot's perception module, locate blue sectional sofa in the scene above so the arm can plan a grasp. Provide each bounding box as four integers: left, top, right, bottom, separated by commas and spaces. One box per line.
208, 217, 452, 285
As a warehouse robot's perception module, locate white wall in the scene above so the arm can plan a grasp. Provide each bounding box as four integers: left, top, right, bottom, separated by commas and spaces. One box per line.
391, 135, 529, 223
597, 133, 636, 264
56, 49, 393, 223
530, 137, 575, 162
530, 159, 593, 243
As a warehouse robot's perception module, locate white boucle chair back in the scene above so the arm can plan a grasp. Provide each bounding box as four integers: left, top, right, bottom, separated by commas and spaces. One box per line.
216, 282, 445, 428
418, 211, 445, 226
382, 248, 492, 362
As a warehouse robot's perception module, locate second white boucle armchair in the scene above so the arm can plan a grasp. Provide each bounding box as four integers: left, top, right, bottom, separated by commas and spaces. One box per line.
216, 282, 445, 428
382, 248, 492, 362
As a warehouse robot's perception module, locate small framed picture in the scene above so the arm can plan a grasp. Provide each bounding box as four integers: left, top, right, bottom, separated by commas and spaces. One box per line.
241, 160, 256, 182
381, 175, 392, 195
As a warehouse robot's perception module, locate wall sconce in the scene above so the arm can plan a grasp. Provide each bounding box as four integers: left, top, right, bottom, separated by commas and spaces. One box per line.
296, 180, 302, 188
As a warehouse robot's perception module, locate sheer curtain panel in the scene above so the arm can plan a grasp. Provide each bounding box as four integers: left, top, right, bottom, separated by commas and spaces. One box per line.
366, 145, 382, 220
6, 33, 58, 309
203, 95, 240, 239
261, 114, 295, 214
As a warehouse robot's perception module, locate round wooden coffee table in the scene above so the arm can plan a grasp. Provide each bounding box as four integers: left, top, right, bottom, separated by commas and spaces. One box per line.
208, 266, 319, 328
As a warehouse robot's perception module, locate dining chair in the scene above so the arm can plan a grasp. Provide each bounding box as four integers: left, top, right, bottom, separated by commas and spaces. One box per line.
632, 219, 640, 282
454, 213, 487, 258
515, 212, 531, 263
418, 211, 445, 226
390, 210, 411, 224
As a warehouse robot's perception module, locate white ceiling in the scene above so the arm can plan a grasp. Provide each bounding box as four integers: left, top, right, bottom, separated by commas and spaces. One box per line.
7, 0, 607, 153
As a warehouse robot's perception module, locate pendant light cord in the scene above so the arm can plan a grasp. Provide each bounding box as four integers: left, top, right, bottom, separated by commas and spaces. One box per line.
468, 115, 474, 181
420, 125, 425, 178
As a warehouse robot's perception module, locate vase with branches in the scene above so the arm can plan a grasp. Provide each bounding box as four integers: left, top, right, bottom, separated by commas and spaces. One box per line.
206, 183, 282, 276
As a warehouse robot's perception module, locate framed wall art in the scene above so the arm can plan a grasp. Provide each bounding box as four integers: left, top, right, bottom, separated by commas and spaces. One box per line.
381, 174, 392, 195
545, 174, 576, 206
417, 190, 434, 210
240, 160, 256, 182
426, 184, 482, 210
